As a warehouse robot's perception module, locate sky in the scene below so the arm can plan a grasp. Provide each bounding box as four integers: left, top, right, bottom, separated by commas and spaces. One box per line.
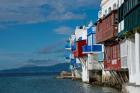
0, 0, 101, 70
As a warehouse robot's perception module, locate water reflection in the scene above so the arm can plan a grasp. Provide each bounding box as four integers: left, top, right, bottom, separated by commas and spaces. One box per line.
80, 82, 120, 93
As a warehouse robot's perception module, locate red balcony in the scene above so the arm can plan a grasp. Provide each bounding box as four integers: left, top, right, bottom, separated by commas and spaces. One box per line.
104, 44, 121, 71
96, 10, 118, 43
73, 50, 78, 58
73, 40, 87, 58
104, 59, 121, 71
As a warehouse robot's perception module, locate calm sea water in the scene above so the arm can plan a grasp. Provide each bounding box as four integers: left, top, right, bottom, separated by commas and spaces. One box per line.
0, 75, 120, 93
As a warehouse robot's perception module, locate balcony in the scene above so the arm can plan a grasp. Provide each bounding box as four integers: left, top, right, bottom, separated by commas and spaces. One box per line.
96, 10, 118, 43
82, 45, 102, 54
118, 0, 140, 35
71, 44, 76, 51
65, 44, 71, 50
65, 41, 71, 50
73, 50, 86, 58
70, 59, 76, 65
70, 59, 81, 68
73, 50, 78, 58
123, 0, 139, 17
124, 4, 140, 33
73, 40, 87, 58
104, 59, 121, 71
87, 27, 96, 36
104, 44, 121, 70
65, 54, 70, 60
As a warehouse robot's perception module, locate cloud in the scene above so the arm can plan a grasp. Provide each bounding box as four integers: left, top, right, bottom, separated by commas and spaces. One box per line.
0, 52, 26, 61
0, 0, 100, 26
54, 26, 74, 35
47, 12, 86, 21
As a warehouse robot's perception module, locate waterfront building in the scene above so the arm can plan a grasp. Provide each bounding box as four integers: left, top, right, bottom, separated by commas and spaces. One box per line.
65, 35, 81, 79
82, 22, 103, 82
65, 0, 140, 92
65, 22, 104, 83
96, 0, 121, 71
118, 0, 140, 92
73, 26, 88, 82
95, 0, 130, 86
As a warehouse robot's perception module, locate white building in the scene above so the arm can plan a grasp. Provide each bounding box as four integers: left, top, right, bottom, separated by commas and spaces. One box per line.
118, 0, 140, 92
98, 0, 119, 19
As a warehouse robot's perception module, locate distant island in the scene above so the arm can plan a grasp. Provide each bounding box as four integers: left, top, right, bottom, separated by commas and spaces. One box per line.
0, 63, 70, 77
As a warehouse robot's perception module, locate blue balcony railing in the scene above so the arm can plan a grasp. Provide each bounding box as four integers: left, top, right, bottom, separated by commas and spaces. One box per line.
70, 59, 76, 65
71, 45, 76, 51
70, 59, 81, 68
82, 45, 102, 53
65, 56, 70, 60
65, 44, 71, 50
98, 52, 104, 62
64, 52, 70, 60
87, 27, 96, 36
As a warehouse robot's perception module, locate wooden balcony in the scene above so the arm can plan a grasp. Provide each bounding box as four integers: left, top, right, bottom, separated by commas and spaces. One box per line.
118, 0, 140, 35
96, 10, 118, 43
124, 3, 140, 32
104, 44, 121, 71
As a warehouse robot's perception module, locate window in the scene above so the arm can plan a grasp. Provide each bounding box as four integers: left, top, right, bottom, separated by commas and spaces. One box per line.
105, 10, 107, 15
113, 3, 117, 9
108, 7, 111, 13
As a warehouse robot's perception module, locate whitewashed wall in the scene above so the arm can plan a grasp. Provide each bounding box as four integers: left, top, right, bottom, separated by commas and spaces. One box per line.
70, 34, 76, 46
88, 54, 101, 70
118, 0, 124, 33
87, 35, 93, 46
118, 20, 124, 33
100, 0, 119, 18
75, 26, 87, 41
76, 58, 81, 64
120, 40, 128, 68
127, 38, 136, 83
70, 54, 74, 59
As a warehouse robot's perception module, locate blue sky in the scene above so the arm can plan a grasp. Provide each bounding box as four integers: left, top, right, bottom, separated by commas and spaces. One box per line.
0, 0, 101, 70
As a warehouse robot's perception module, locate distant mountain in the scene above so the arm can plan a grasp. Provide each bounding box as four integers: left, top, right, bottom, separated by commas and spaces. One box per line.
0, 63, 70, 76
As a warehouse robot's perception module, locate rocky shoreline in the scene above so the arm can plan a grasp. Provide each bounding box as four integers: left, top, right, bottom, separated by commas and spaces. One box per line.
57, 71, 125, 92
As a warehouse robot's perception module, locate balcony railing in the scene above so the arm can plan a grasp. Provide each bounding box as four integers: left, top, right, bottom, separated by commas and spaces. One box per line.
73, 40, 87, 58
124, 5, 140, 32
70, 59, 81, 68
104, 44, 121, 70
104, 59, 121, 71
71, 44, 76, 51
82, 45, 102, 53
65, 44, 71, 50
118, 0, 140, 35
96, 10, 118, 43
123, 0, 139, 17
65, 54, 70, 60
70, 59, 76, 65
73, 50, 78, 58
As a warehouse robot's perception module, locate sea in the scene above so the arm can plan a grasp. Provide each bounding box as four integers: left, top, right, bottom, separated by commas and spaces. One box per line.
0, 74, 120, 93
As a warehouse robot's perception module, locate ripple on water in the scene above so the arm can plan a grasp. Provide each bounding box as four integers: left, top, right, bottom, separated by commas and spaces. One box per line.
0, 76, 120, 93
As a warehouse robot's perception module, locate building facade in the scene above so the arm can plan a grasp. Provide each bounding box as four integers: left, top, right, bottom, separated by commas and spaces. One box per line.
118, 0, 140, 92
65, 23, 103, 83
96, 0, 121, 71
